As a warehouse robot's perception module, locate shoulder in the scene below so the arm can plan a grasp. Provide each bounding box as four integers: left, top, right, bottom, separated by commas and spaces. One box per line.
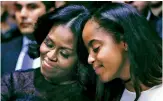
1, 28, 22, 42
1, 36, 23, 50
150, 85, 163, 101
1, 68, 46, 101
67, 82, 94, 101
149, 12, 162, 25
2, 35, 23, 44
155, 17, 162, 27
1, 36, 23, 58
1, 69, 37, 88
48, 82, 93, 101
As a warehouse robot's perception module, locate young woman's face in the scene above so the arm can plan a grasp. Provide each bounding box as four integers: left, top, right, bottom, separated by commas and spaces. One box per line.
40, 25, 78, 82
82, 19, 129, 82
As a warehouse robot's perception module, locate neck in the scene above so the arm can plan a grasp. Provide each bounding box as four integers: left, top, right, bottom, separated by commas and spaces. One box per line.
45, 71, 77, 85
47, 77, 77, 85
125, 81, 150, 92
141, 7, 150, 18
125, 81, 135, 92
24, 34, 35, 41
59, 80, 77, 85
120, 56, 130, 81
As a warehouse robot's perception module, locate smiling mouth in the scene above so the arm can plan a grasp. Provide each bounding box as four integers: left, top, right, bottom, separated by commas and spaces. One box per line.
43, 60, 53, 70
93, 65, 103, 74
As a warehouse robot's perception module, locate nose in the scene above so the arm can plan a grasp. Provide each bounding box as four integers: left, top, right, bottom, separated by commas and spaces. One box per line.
88, 53, 95, 65
47, 49, 58, 62
20, 7, 28, 18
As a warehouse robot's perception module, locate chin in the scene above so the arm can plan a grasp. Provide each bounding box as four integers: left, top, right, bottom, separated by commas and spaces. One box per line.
99, 75, 115, 83
40, 67, 49, 78
41, 67, 57, 80
99, 77, 109, 83
41, 68, 51, 81
20, 28, 34, 35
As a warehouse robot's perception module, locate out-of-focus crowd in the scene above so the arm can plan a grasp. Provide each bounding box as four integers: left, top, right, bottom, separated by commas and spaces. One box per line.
1, 1, 162, 43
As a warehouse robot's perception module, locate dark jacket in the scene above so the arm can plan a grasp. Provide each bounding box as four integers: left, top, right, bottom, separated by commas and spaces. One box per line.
1, 35, 23, 76
149, 12, 162, 38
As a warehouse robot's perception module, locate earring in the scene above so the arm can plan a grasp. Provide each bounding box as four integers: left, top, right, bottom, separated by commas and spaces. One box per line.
125, 47, 128, 51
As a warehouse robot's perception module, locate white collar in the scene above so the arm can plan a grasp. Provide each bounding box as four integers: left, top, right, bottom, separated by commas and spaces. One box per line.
23, 36, 32, 47
146, 10, 151, 21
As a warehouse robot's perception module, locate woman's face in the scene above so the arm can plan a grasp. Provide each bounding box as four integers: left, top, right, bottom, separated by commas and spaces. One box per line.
40, 25, 78, 83
82, 19, 129, 82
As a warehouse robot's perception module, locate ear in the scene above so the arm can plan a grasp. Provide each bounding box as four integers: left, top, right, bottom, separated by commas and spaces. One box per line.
119, 41, 128, 51
123, 42, 128, 51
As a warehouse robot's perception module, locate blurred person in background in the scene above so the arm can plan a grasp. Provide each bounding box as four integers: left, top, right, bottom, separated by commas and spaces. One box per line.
150, 1, 162, 17
66, 1, 111, 13
55, 1, 67, 8
1, 1, 20, 42
1, 1, 54, 76
112, 1, 162, 38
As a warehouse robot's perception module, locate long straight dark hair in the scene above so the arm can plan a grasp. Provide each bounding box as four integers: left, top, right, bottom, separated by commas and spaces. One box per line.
88, 3, 162, 101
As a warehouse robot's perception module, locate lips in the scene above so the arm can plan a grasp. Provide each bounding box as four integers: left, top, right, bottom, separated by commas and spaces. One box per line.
20, 22, 32, 28
93, 65, 103, 75
43, 60, 53, 69
42, 58, 56, 71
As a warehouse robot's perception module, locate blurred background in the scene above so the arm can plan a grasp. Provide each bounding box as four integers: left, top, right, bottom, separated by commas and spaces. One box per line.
1, 1, 162, 42
0, 1, 162, 76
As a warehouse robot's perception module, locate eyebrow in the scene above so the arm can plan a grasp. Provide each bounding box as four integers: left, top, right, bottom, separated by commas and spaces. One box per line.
47, 36, 73, 51
15, 2, 39, 7
27, 3, 39, 7
14, 2, 21, 7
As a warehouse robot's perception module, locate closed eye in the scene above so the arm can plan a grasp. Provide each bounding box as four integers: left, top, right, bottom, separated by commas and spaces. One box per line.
15, 3, 22, 11
60, 50, 70, 59
93, 46, 100, 53
27, 3, 38, 10
44, 38, 54, 48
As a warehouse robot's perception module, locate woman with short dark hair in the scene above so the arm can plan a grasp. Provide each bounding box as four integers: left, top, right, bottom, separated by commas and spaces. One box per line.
1, 5, 93, 101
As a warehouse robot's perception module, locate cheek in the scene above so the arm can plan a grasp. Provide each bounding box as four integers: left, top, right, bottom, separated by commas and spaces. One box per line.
135, 2, 147, 11
60, 56, 78, 70
100, 45, 123, 66
15, 13, 21, 22
97, 47, 123, 80
30, 9, 46, 22
40, 44, 48, 56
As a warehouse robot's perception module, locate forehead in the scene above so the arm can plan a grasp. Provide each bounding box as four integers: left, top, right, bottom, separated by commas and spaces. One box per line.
15, 1, 43, 6
49, 25, 76, 46
83, 19, 102, 39
83, 19, 114, 45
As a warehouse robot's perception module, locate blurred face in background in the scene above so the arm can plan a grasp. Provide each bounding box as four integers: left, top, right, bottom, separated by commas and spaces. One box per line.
55, 1, 66, 8
40, 25, 78, 83
112, 1, 150, 16
1, 1, 15, 17
15, 1, 46, 35
1, 2, 5, 17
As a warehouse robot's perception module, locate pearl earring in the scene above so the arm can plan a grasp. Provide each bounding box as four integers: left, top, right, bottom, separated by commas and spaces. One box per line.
125, 47, 128, 51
